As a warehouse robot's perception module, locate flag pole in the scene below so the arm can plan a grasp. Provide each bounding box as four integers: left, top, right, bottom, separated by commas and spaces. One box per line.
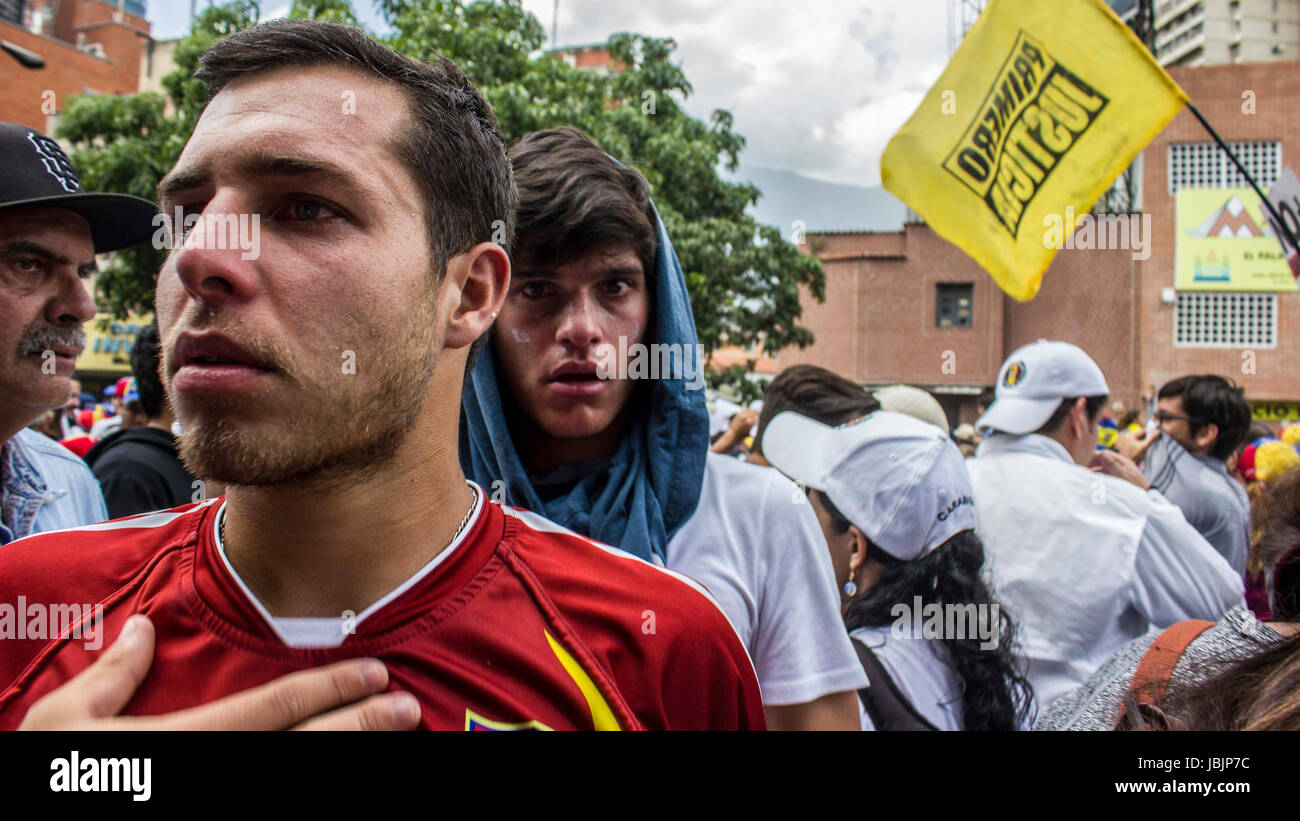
1185, 101, 1298, 251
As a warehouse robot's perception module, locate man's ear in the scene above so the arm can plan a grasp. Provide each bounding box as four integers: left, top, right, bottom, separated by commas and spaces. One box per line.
441, 242, 510, 351
1069, 396, 1091, 440
1196, 421, 1219, 453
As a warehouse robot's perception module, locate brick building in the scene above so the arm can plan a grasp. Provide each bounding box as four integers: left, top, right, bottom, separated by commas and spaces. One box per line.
548, 42, 620, 74
774, 60, 1300, 428
1, 0, 151, 131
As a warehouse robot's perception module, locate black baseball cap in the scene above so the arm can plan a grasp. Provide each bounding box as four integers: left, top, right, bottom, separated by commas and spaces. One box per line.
0, 122, 158, 253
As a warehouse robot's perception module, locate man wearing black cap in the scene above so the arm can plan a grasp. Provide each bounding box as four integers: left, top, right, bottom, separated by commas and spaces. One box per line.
0, 122, 156, 544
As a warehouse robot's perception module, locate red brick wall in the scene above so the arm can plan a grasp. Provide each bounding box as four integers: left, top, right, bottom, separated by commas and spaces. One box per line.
785, 228, 1139, 408
1140, 61, 1300, 404
59, 0, 150, 34
1, 0, 149, 130
1004, 246, 1141, 409
78, 22, 145, 89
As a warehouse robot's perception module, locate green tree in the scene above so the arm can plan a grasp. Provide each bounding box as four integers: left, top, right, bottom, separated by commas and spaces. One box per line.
62, 0, 823, 401
289, 0, 361, 26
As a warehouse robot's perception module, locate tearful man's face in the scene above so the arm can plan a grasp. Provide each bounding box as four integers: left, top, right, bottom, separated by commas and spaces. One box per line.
154, 65, 446, 488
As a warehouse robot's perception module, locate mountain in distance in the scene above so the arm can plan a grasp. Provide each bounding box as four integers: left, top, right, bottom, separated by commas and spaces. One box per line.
727, 164, 908, 235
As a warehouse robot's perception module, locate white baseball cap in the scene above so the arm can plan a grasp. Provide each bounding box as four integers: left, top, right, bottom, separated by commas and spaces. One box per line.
975, 340, 1110, 436
764, 410, 976, 561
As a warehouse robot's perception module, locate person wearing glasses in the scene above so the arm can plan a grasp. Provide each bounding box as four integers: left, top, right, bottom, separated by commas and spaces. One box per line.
1120, 376, 1253, 577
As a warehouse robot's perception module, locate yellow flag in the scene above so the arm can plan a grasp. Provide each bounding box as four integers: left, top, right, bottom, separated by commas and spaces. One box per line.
881, 0, 1187, 301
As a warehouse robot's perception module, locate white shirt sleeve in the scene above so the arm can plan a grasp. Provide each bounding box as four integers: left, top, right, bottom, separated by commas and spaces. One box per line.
749, 471, 868, 705
1128, 489, 1245, 628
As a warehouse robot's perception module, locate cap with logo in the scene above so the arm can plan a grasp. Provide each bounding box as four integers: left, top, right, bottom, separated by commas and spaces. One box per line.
763, 410, 976, 561
0, 122, 156, 253
976, 340, 1110, 436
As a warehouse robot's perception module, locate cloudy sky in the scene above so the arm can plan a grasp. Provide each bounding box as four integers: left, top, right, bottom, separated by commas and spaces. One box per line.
150, 0, 954, 188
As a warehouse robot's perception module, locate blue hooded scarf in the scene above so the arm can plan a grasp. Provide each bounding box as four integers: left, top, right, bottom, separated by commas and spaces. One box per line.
459, 205, 709, 563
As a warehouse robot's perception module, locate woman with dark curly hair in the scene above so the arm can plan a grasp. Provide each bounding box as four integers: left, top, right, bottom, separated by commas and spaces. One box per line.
764, 409, 1034, 731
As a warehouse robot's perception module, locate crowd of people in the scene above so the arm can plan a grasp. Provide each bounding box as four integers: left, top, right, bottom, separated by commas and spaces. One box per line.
2, 18, 1299, 731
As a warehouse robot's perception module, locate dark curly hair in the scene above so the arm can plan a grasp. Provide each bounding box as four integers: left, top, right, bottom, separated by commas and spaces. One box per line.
820, 491, 1034, 730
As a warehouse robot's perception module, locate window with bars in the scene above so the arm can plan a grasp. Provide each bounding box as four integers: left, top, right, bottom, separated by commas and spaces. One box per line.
1168, 141, 1282, 193
1174, 292, 1276, 348
936, 283, 974, 328
0, 0, 23, 25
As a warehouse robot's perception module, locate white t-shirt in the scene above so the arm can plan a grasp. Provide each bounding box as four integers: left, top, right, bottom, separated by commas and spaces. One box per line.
848, 626, 964, 731
666, 453, 868, 706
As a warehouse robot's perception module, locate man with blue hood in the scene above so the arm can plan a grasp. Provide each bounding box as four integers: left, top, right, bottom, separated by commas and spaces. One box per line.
462, 126, 865, 729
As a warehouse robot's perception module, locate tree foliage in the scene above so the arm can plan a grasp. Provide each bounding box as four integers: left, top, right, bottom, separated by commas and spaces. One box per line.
60, 0, 823, 400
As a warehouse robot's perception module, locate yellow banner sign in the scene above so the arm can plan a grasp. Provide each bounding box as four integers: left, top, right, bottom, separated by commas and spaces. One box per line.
75, 314, 152, 374
1252, 401, 1300, 422
1176, 188, 1298, 292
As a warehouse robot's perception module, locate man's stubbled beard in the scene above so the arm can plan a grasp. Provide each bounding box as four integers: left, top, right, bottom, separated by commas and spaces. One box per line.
162, 299, 440, 493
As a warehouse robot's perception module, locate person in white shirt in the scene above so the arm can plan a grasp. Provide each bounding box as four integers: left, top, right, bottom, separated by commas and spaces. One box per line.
764, 409, 1033, 731
968, 340, 1245, 713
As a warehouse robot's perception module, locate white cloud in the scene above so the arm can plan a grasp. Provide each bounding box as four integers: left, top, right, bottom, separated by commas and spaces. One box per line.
149, 0, 950, 188
522, 0, 950, 186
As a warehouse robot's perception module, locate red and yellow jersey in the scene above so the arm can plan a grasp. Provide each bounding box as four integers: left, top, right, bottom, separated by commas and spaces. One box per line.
0, 486, 764, 730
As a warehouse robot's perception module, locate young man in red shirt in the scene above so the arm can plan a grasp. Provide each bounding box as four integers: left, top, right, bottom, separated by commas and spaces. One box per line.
0, 20, 762, 731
